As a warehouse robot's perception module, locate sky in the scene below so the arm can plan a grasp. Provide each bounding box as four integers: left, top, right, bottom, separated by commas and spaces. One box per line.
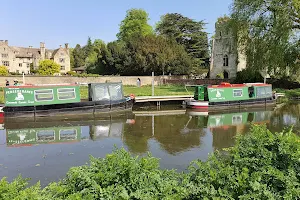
2, 0, 232, 49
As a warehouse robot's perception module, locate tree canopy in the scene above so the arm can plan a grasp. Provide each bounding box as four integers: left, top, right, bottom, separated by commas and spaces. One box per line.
231, 0, 300, 78
0, 66, 9, 76
38, 60, 60, 75
156, 13, 209, 67
117, 9, 153, 41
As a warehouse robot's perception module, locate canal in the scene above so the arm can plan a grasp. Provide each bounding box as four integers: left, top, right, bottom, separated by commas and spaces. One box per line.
0, 102, 299, 187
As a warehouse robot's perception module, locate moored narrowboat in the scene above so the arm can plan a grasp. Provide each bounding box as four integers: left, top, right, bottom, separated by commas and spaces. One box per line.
185, 82, 275, 110
0, 82, 134, 118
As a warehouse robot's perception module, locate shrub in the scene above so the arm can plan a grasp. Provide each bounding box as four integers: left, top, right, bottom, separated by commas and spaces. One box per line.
0, 66, 9, 76
235, 68, 264, 83
66, 71, 77, 76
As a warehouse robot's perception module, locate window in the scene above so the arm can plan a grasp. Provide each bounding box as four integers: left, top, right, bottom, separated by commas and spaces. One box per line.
34, 89, 54, 101
109, 84, 123, 100
19, 63, 22, 67
2, 61, 9, 66
27, 63, 30, 68
60, 53, 64, 56
2, 54, 8, 58
220, 31, 222, 37
59, 58, 65, 63
233, 89, 243, 97
36, 130, 55, 142
60, 66, 65, 70
256, 87, 266, 98
223, 55, 228, 66
232, 115, 243, 124
59, 129, 77, 140
57, 88, 76, 100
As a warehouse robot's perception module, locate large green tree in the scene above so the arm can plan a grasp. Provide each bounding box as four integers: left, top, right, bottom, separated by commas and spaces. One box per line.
156, 13, 209, 67
38, 60, 60, 75
117, 8, 153, 41
72, 44, 85, 68
231, 0, 300, 78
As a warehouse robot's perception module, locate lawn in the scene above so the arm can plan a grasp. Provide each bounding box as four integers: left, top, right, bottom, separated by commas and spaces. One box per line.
0, 85, 193, 104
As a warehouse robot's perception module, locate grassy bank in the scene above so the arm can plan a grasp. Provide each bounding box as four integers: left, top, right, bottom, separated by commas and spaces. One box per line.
1, 125, 299, 199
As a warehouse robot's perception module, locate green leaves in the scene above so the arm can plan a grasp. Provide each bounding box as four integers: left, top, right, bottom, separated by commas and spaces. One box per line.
117, 9, 153, 42
1, 125, 299, 199
37, 59, 60, 75
0, 65, 9, 76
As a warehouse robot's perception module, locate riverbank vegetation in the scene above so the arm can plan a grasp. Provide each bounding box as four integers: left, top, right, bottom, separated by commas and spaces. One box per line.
1, 125, 299, 199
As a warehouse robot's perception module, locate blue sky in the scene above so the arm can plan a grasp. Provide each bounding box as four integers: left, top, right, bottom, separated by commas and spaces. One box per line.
3, 0, 232, 49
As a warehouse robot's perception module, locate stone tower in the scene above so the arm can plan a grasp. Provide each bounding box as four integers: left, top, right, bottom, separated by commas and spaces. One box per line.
210, 18, 246, 79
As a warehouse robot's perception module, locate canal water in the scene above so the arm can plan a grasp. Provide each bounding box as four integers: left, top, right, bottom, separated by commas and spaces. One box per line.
0, 102, 299, 187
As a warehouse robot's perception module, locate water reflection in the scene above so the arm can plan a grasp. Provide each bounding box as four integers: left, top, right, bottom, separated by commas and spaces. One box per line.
0, 103, 299, 186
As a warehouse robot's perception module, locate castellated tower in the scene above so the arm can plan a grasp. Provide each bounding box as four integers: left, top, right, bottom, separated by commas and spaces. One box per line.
210, 18, 246, 79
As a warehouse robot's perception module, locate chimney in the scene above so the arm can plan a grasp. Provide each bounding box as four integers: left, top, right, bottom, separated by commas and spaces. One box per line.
65, 43, 69, 49
40, 42, 45, 60
5, 40, 8, 45
29, 46, 32, 48
59, 45, 62, 48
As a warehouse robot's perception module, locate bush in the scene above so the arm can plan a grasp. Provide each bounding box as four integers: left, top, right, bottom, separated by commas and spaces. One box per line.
66, 71, 77, 76
235, 68, 264, 83
0, 125, 299, 199
0, 65, 9, 76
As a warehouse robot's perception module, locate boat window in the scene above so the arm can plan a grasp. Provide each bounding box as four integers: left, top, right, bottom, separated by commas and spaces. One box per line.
256, 87, 266, 98
232, 115, 243, 124
94, 85, 110, 101
34, 89, 54, 101
265, 87, 272, 96
233, 89, 243, 97
57, 88, 76, 100
59, 129, 77, 140
36, 130, 55, 142
108, 84, 123, 100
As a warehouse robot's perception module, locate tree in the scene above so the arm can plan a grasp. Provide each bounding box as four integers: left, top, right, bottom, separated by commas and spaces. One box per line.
83, 37, 93, 58
38, 60, 60, 75
69, 48, 75, 69
231, 0, 300, 78
117, 8, 153, 41
72, 44, 85, 68
156, 13, 209, 67
0, 66, 9, 76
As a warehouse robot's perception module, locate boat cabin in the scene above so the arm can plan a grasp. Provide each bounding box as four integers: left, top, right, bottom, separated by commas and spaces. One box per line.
194, 82, 273, 102
3, 82, 125, 107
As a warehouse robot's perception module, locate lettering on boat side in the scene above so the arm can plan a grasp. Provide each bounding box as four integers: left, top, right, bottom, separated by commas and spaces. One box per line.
209, 88, 226, 100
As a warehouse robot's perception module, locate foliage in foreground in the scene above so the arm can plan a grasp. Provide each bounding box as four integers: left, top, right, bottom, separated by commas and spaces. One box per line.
0, 125, 299, 199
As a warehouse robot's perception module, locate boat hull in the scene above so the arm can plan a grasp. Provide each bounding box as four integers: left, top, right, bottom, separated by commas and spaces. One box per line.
185, 97, 275, 111
1, 99, 134, 118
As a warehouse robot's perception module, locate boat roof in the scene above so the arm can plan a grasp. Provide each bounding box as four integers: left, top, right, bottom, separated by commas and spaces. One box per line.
208, 82, 271, 88
5, 83, 78, 88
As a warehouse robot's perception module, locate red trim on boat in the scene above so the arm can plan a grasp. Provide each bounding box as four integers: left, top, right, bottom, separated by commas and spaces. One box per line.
192, 105, 209, 109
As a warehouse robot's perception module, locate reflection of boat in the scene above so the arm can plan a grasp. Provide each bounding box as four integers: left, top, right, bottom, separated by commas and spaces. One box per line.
7, 126, 82, 147
185, 82, 275, 110
186, 109, 273, 129
1, 82, 134, 118
3, 114, 134, 147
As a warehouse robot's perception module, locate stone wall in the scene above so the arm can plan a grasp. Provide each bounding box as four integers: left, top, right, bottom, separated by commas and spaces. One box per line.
0, 75, 189, 86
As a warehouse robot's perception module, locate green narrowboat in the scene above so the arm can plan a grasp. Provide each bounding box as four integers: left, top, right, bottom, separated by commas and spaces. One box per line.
186, 82, 275, 110
1, 82, 134, 118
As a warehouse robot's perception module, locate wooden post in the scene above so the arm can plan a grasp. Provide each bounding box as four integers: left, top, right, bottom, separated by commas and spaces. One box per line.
152, 72, 154, 96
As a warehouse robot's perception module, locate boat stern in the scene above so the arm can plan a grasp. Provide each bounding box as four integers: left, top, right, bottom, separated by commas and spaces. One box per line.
185, 99, 209, 109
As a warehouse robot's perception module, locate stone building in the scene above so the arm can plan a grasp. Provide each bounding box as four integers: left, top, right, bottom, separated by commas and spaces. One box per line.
209, 19, 246, 79
0, 40, 70, 74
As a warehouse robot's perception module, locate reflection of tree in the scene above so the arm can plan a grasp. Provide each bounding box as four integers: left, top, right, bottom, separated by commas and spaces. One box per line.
123, 116, 153, 154
211, 126, 237, 150
153, 115, 203, 155
269, 103, 300, 134
122, 115, 205, 155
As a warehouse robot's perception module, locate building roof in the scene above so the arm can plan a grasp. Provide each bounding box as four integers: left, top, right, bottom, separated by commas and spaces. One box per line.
10, 46, 41, 58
